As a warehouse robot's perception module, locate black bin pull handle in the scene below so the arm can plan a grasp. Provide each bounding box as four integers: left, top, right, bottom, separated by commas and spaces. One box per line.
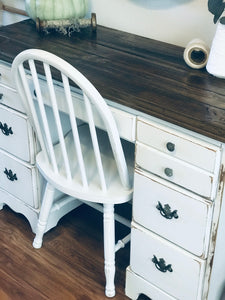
4, 168, 18, 181
156, 201, 178, 220
0, 122, 13, 136
152, 255, 173, 273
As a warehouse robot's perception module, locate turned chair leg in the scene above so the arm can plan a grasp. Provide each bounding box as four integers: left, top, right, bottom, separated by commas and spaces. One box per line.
103, 203, 116, 297
33, 182, 55, 249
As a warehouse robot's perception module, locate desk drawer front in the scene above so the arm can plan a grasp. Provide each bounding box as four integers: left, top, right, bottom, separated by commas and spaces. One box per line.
0, 105, 34, 162
0, 84, 26, 113
0, 62, 15, 88
136, 142, 218, 199
30, 80, 136, 142
130, 224, 205, 300
0, 150, 38, 208
126, 267, 176, 300
133, 170, 212, 257
137, 118, 221, 173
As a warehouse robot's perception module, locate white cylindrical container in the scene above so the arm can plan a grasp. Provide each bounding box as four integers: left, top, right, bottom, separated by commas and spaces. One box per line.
206, 22, 225, 78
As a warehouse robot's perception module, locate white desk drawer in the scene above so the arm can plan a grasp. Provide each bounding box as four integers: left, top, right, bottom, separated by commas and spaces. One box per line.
133, 170, 213, 257
137, 117, 221, 173
136, 142, 218, 199
0, 149, 39, 208
0, 84, 26, 113
0, 105, 34, 163
130, 223, 206, 300
0, 61, 15, 88
126, 266, 176, 300
30, 79, 136, 142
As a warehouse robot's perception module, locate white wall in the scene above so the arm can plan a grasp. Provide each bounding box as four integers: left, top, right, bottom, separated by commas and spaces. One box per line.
2, 0, 24, 9
1, 0, 217, 47
89, 0, 216, 47
0, 0, 27, 26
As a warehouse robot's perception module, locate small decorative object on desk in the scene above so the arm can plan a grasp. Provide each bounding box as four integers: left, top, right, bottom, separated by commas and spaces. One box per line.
183, 38, 209, 69
206, 0, 225, 78
25, 0, 96, 35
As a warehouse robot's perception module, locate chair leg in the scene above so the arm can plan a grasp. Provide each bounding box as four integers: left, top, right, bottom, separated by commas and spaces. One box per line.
33, 182, 55, 249
103, 203, 116, 297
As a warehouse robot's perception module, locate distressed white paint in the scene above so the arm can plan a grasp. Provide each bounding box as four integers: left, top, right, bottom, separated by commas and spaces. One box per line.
0, 59, 82, 234
133, 169, 213, 257
127, 112, 224, 299
126, 266, 176, 300
137, 117, 221, 173
136, 141, 218, 199
0, 105, 33, 162
1, 9, 225, 296
130, 223, 206, 300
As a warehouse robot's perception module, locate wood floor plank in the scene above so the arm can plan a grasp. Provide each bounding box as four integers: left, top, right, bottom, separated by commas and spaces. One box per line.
0, 204, 130, 299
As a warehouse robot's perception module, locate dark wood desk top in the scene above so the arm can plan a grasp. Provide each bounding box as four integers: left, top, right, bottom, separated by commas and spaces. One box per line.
0, 19, 225, 142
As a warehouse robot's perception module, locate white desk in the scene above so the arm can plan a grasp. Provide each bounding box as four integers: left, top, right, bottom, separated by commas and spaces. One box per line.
1, 20, 225, 300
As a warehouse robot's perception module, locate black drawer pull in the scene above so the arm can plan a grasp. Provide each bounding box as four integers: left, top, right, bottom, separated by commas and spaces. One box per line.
0, 122, 13, 136
0, 93, 3, 100
164, 167, 173, 177
152, 255, 173, 273
166, 142, 175, 152
4, 168, 18, 181
156, 201, 178, 220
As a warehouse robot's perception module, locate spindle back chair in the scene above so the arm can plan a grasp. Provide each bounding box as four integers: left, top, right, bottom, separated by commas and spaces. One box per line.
12, 49, 134, 297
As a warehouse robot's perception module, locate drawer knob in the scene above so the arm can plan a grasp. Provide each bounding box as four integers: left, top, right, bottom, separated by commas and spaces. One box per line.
156, 201, 178, 220
0, 93, 3, 100
152, 255, 173, 273
166, 142, 175, 152
164, 167, 173, 177
4, 168, 18, 181
0, 122, 13, 136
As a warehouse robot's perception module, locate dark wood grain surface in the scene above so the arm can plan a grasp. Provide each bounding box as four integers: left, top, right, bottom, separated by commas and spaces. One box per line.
1, 19, 225, 142
0, 204, 130, 299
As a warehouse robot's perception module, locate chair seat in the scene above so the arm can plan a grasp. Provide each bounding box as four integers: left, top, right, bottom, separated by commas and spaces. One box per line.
37, 124, 134, 204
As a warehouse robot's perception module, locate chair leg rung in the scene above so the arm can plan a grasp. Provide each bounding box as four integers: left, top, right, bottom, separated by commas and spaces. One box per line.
84, 201, 131, 227
115, 233, 131, 252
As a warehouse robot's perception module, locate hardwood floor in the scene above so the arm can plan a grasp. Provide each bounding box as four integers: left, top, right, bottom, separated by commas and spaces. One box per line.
0, 203, 131, 300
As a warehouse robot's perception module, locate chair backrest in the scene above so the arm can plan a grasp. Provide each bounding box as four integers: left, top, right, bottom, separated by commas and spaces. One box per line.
12, 49, 131, 191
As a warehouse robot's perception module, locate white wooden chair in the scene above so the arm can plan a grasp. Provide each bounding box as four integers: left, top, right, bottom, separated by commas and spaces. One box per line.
12, 49, 134, 297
